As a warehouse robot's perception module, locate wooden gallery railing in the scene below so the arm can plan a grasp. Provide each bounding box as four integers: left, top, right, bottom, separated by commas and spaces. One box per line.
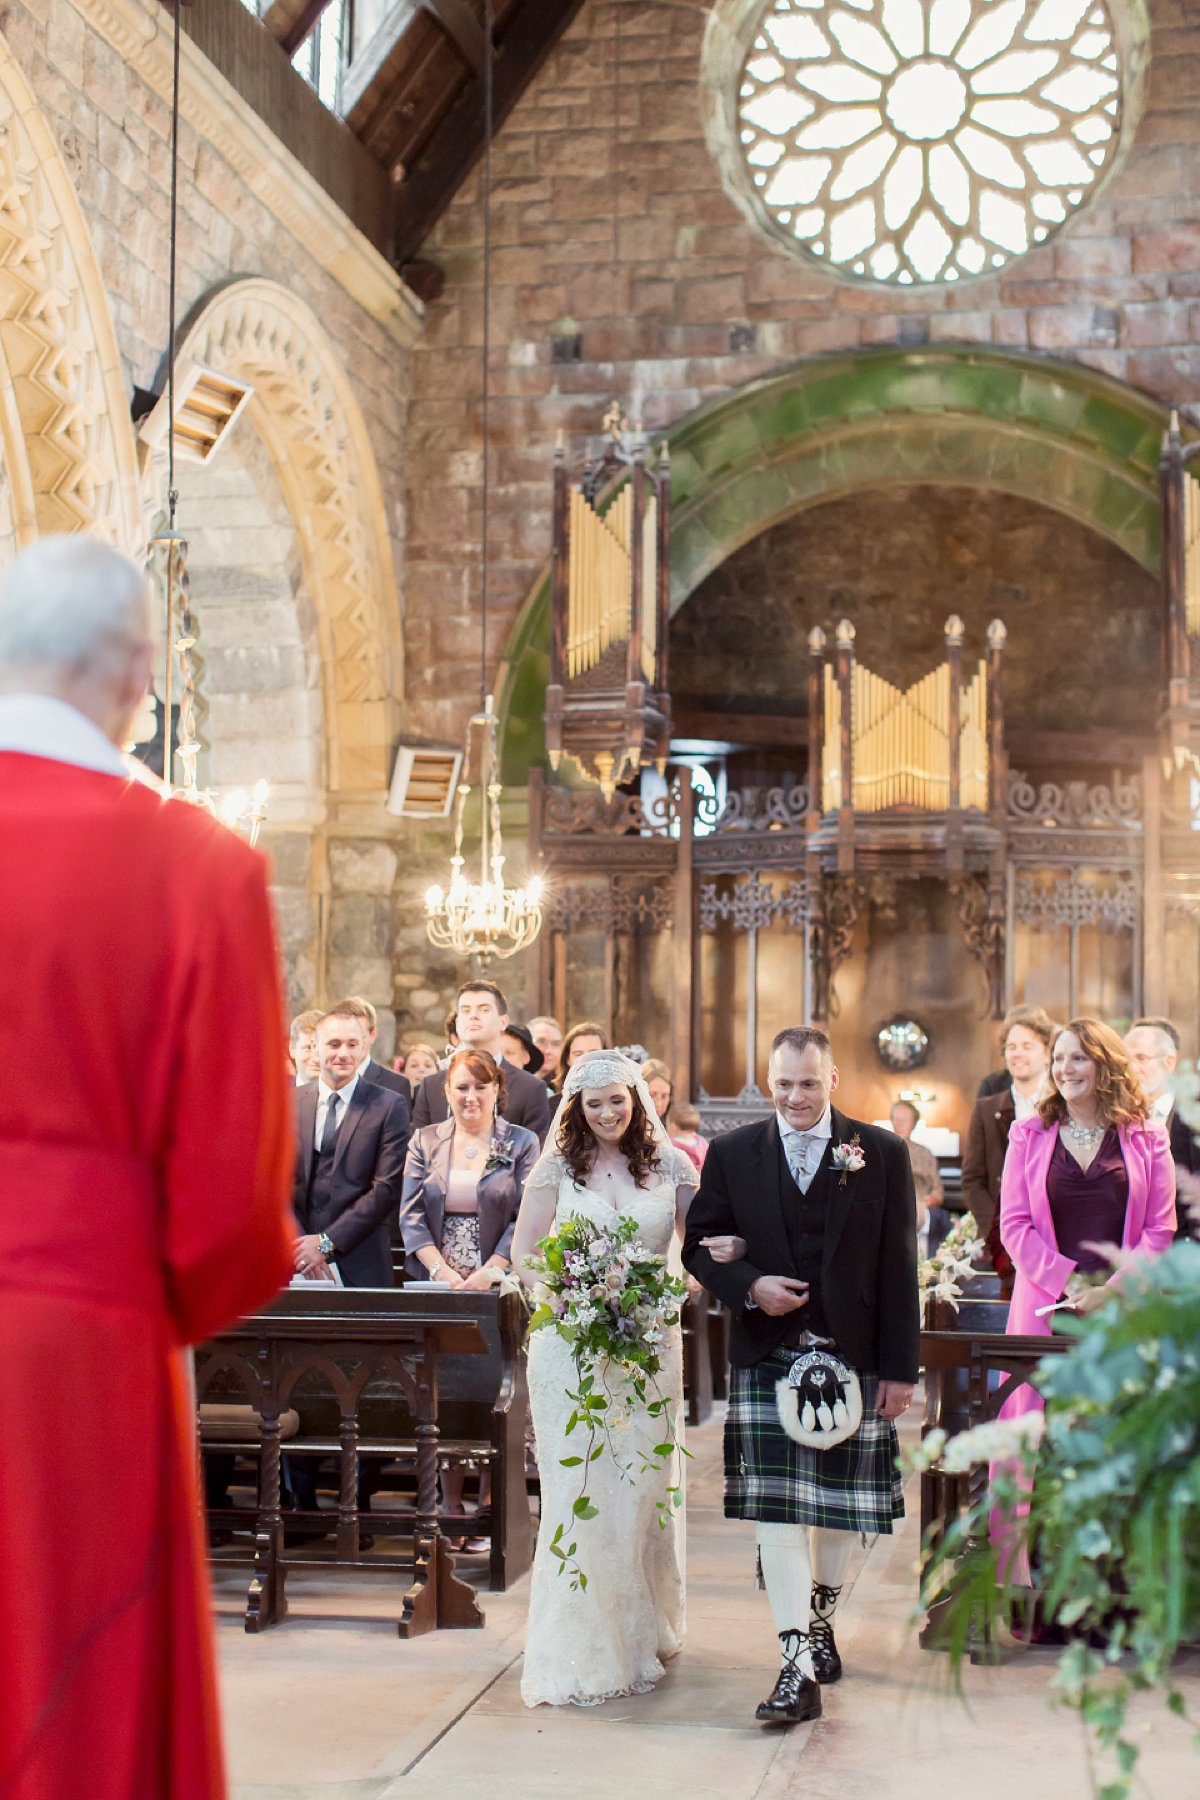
195, 1287, 532, 1637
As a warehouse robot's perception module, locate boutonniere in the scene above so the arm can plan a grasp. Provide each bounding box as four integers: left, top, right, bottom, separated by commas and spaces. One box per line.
483, 1138, 514, 1174
831, 1135, 866, 1187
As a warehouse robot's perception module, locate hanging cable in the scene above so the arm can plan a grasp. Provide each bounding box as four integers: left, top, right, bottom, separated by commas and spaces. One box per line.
612, 0, 621, 295
167, 0, 181, 528
479, 0, 494, 715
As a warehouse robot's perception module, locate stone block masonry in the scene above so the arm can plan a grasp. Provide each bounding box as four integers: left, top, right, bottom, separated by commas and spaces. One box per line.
407, 0, 1200, 749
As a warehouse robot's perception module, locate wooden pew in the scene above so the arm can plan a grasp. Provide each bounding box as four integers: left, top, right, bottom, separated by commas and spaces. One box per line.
195, 1287, 532, 1635
918, 1327, 1070, 1653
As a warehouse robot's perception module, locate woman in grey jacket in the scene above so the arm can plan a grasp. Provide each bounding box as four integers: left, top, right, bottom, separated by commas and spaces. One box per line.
399, 1047, 539, 1286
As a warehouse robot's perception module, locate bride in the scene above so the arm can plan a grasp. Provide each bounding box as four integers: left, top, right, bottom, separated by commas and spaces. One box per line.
511, 1050, 737, 1708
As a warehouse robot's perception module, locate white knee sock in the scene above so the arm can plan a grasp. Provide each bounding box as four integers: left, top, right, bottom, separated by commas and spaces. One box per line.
756, 1522, 815, 1677
809, 1525, 854, 1634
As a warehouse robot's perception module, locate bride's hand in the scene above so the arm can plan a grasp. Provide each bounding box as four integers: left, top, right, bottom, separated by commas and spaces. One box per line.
700, 1235, 747, 1264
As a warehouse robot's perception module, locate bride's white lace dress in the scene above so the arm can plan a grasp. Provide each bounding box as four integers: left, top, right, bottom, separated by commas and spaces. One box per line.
521, 1148, 696, 1709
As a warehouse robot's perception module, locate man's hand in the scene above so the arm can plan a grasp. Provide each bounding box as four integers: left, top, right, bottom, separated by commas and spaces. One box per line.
876, 1380, 915, 1421
700, 1235, 748, 1264
749, 1275, 809, 1316
293, 1234, 335, 1281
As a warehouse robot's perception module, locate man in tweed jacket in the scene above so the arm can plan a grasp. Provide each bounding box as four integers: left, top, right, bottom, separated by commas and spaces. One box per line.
684, 1026, 919, 1725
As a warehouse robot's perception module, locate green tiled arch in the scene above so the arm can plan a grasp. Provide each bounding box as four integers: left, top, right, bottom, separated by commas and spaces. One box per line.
497, 345, 1166, 783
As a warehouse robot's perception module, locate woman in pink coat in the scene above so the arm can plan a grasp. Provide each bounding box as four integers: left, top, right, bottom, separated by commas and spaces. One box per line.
999, 1018, 1176, 1388
993, 1018, 1175, 1586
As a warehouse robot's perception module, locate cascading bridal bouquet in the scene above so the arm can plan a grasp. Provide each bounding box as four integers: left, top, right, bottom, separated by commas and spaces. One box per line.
523, 1212, 689, 1590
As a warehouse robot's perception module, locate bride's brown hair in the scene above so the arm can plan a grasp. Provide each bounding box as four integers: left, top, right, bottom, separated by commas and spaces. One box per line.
556, 1085, 661, 1188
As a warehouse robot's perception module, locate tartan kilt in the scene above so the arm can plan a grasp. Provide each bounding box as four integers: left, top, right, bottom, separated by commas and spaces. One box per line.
724, 1349, 905, 1533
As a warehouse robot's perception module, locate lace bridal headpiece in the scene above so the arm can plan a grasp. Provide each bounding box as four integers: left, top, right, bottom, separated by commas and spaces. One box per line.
529, 1048, 674, 1188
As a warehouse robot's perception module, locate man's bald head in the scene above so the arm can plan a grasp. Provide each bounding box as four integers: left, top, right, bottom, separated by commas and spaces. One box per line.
0, 536, 154, 745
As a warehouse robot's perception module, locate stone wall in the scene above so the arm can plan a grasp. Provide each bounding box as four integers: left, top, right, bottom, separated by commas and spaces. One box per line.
407, 0, 1200, 743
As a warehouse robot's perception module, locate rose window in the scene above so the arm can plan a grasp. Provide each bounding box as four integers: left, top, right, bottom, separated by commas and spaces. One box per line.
735, 0, 1122, 284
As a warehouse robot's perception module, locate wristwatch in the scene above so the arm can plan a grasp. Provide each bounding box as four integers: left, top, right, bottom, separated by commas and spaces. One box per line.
317, 1233, 335, 1258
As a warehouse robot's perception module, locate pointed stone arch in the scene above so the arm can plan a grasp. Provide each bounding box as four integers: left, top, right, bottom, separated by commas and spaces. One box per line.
176, 278, 401, 798
0, 35, 143, 553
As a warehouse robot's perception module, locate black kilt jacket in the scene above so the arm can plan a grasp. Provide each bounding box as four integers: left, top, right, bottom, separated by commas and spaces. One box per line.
683, 1107, 920, 1383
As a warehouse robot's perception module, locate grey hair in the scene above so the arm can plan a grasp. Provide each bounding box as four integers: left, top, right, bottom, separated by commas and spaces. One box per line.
1129, 1016, 1181, 1055
0, 536, 151, 675
769, 1026, 833, 1066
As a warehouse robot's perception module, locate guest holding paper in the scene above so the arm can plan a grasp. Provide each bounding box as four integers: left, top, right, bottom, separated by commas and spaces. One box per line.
999, 1018, 1175, 1383
400, 1048, 539, 1289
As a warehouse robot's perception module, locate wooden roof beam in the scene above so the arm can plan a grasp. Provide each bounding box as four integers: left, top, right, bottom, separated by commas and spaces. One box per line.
260, 0, 333, 56
393, 0, 586, 263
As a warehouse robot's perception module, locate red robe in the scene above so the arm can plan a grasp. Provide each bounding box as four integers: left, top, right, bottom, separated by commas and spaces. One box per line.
0, 753, 295, 1800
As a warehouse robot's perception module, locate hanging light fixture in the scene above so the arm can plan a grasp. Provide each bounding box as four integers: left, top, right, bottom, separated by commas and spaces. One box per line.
136, 0, 268, 847
424, 0, 543, 961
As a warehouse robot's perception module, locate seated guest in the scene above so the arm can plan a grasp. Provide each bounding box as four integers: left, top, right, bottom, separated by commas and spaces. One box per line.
400, 1048, 539, 1288
670, 1101, 709, 1172
399, 1041, 441, 1086
529, 1014, 564, 1088
338, 993, 411, 1104
501, 1021, 544, 1075
889, 1099, 951, 1258
292, 1007, 409, 1288
641, 1058, 673, 1122
557, 1019, 608, 1089
401, 1047, 539, 1550
962, 1005, 1056, 1275
290, 1008, 323, 1085
1125, 1017, 1200, 1239
412, 980, 552, 1142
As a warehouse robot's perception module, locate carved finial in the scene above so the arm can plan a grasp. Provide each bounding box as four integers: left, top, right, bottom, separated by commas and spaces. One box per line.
986, 618, 1007, 650
659, 441, 670, 470
555, 429, 564, 459
808, 626, 826, 652
603, 399, 623, 441
1171, 409, 1181, 434
944, 613, 964, 646
835, 618, 855, 646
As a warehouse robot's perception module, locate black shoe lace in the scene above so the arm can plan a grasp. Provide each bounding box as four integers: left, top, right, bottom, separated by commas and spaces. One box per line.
811, 1580, 842, 1622
775, 1628, 811, 1699
810, 1618, 835, 1660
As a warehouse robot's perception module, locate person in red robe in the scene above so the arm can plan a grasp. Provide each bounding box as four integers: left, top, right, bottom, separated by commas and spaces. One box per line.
0, 536, 295, 1800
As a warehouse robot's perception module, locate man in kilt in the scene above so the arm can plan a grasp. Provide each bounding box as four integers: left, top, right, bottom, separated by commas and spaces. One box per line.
684, 1026, 919, 1724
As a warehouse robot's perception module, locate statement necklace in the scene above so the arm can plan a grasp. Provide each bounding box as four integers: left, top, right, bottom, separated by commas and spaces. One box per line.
1064, 1117, 1105, 1149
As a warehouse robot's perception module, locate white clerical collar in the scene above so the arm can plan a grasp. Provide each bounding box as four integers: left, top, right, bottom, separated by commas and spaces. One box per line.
776, 1103, 832, 1144
0, 693, 128, 778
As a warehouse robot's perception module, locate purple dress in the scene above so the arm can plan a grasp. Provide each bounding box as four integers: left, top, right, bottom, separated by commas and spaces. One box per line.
1046, 1127, 1128, 1276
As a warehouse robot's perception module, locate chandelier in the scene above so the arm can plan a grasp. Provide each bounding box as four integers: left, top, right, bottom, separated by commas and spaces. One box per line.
133, 0, 268, 849
424, 0, 542, 962
425, 696, 543, 959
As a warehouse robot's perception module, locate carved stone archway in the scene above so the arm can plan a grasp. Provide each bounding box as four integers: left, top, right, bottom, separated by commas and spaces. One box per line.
176, 279, 401, 799
0, 36, 143, 553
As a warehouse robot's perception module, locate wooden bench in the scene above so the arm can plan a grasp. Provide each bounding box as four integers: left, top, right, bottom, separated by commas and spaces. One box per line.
195, 1287, 532, 1635
918, 1326, 1070, 1652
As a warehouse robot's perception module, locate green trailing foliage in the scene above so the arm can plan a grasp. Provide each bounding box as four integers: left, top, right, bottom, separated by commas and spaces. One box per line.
914, 1241, 1200, 1797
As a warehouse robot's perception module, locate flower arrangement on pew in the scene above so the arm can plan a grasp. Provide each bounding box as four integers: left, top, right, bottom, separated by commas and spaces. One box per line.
907, 1238, 1200, 1799
918, 1210, 985, 1321
524, 1212, 688, 1590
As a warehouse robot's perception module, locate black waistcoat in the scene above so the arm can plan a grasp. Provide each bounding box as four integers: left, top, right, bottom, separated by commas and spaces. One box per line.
306, 1102, 342, 1227
778, 1134, 833, 1345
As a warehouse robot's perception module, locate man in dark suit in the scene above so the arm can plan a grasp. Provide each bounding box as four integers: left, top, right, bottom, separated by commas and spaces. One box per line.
1125, 1018, 1200, 1239
293, 1007, 409, 1288
338, 993, 412, 1105
685, 1026, 917, 1726
411, 980, 552, 1142
964, 1005, 1056, 1276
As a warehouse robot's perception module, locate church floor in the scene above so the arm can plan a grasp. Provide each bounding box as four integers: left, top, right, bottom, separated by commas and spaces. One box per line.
215, 1405, 1199, 1800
